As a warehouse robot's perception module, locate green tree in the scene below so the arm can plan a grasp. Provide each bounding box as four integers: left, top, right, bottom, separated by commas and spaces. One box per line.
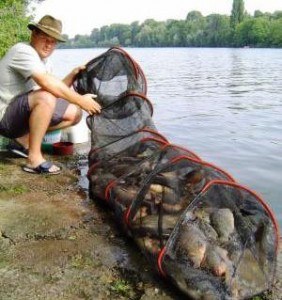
230, 0, 245, 29
185, 11, 206, 46
135, 22, 153, 47
164, 19, 184, 46
269, 18, 282, 47
0, 0, 30, 57
235, 17, 270, 47
90, 28, 100, 45
186, 11, 203, 23
108, 23, 132, 46
99, 25, 110, 44
204, 14, 231, 47
272, 10, 282, 20
130, 21, 140, 45
71, 34, 93, 48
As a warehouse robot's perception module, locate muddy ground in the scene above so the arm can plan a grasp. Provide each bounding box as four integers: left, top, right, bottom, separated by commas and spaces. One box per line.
0, 144, 281, 300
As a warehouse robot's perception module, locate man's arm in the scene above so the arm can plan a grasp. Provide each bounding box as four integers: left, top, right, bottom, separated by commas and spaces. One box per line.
63, 65, 85, 87
31, 71, 101, 115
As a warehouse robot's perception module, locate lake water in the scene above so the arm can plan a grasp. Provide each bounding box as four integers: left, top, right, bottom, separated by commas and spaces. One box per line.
52, 47, 282, 229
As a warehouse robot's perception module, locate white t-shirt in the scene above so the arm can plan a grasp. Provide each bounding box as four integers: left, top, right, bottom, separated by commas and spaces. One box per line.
0, 42, 52, 120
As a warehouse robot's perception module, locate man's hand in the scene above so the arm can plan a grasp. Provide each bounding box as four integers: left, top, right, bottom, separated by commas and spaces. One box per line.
80, 93, 101, 115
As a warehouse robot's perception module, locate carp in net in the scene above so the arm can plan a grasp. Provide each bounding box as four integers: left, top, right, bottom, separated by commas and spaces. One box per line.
73, 47, 280, 299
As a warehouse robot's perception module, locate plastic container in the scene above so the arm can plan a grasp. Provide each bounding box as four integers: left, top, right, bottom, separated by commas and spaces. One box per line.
53, 142, 74, 155
42, 129, 61, 153
0, 136, 9, 151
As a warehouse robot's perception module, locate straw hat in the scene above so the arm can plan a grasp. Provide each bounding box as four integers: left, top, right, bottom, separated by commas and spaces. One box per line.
28, 15, 66, 42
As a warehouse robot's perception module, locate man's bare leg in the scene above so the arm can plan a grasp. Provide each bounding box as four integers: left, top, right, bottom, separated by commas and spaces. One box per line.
16, 102, 82, 149
48, 104, 82, 132
16, 95, 82, 173
27, 90, 58, 171
15, 134, 29, 149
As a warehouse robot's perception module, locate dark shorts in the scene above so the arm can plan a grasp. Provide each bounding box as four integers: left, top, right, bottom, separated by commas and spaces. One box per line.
0, 92, 69, 139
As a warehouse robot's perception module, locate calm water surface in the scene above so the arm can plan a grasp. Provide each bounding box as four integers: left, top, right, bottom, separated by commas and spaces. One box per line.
53, 48, 282, 229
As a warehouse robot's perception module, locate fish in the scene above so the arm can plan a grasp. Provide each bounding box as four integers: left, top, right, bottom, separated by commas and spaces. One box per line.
136, 147, 155, 158
233, 248, 268, 298
149, 183, 164, 194
176, 168, 206, 195
198, 220, 219, 241
112, 186, 140, 206
192, 208, 219, 240
149, 184, 179, 204
111, 163, 134, 177
152, 172, 179, 189
148, 184, 191, 214
176, 223, 207, 268
162, 201, 187, 214
103, 157, 153, 178
194, 207, 213, 223
135, 236, 161, 256
152, 169, 204, 192
131, 214, 180, 238
90, 173, 117, 198
185, 168, 205, 185
210, 208, 235, 242
202, 245, 232, 277
117, 156, 144, 164
256, 221, 277, 270
132, 206, 149, 220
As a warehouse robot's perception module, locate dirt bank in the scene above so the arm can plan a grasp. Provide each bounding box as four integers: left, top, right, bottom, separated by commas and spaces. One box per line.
0, 145, 281, 300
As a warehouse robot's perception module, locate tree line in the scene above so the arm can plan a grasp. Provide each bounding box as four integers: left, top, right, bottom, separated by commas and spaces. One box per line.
63, 8, 282, 49
0, 0, 281, 58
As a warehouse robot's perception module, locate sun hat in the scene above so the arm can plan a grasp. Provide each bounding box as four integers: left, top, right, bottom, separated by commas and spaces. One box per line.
27, 15, 66, 42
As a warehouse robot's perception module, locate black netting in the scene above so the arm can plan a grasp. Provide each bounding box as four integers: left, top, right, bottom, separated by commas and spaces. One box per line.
86, 92, 155, 150
88, 129, 168, 166
162, 181, 278, 299
73, 47, 147, 103
73, 46, 279, 299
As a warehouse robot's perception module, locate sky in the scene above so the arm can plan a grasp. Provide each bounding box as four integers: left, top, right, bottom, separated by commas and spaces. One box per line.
31, 0, 282, 38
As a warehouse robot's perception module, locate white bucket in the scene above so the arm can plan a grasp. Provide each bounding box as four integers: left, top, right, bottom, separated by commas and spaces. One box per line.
65, 119, 89, 144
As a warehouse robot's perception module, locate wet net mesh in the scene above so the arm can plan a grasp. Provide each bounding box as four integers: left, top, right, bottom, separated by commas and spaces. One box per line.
73, 47, 279, 299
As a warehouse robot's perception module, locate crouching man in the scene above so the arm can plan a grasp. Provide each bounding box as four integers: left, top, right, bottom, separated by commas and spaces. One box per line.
0, 15, 101, 174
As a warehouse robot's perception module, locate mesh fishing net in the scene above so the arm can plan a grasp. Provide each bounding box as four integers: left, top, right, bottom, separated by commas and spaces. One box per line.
73, 47, 280, 299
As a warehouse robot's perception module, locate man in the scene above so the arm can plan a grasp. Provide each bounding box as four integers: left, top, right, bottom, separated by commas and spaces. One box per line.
0, 15, 101, 174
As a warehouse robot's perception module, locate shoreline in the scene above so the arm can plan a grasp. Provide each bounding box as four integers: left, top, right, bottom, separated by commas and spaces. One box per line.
0, 146, 281, 299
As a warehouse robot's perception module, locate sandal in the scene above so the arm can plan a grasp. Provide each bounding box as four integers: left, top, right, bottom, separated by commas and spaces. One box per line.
7, 140, 28, 158
22, 161, 61, 175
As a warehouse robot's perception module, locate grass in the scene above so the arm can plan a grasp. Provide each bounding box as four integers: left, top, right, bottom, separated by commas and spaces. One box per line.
0, 183, 29, 195
110, 279, 131, 297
